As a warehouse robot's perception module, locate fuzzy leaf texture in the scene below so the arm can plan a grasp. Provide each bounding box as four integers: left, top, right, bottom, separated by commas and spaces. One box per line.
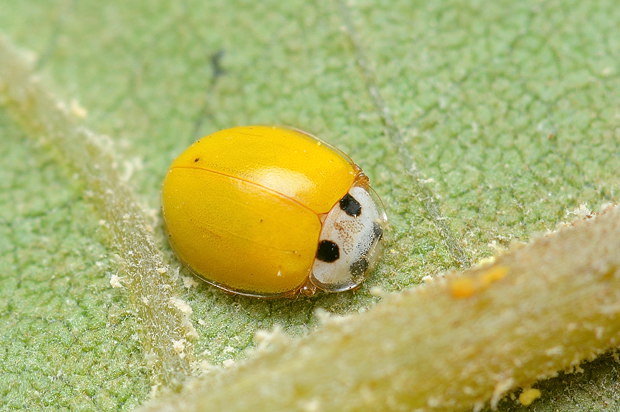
1, 1, 619, 411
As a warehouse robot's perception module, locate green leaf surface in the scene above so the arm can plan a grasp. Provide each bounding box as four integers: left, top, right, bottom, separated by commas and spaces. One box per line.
1, 0, 619, 410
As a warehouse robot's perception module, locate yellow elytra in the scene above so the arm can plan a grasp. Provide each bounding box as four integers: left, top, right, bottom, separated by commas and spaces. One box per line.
162, 126, 387, 298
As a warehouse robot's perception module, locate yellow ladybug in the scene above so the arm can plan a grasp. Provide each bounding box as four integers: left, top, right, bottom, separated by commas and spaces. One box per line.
161, 126, 387, 298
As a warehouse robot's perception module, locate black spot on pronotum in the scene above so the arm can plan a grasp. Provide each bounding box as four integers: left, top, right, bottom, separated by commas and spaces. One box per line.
339, 193, 362, 217
194, 157, 200, 162
372, 222, 384, 240
350, 257, 369, 278
316, 240, 340, 262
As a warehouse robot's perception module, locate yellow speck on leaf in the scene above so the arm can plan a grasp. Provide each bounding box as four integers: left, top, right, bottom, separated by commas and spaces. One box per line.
450, 266, 509, 299
450, 278, 476, 298
69, 99, 88, 118
518, 388, 541, 406
481, 266, 509, 286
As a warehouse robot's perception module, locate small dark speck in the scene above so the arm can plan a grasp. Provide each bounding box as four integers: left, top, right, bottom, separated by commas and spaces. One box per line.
194, 158, 200, 162
372, 222, 384, 240
350, 257, 369, 278
339, 193, 362, 217
316, 240, 340, 262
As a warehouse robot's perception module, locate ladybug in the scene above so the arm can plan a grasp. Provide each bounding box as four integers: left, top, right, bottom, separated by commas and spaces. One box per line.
161, 126, 387, 297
